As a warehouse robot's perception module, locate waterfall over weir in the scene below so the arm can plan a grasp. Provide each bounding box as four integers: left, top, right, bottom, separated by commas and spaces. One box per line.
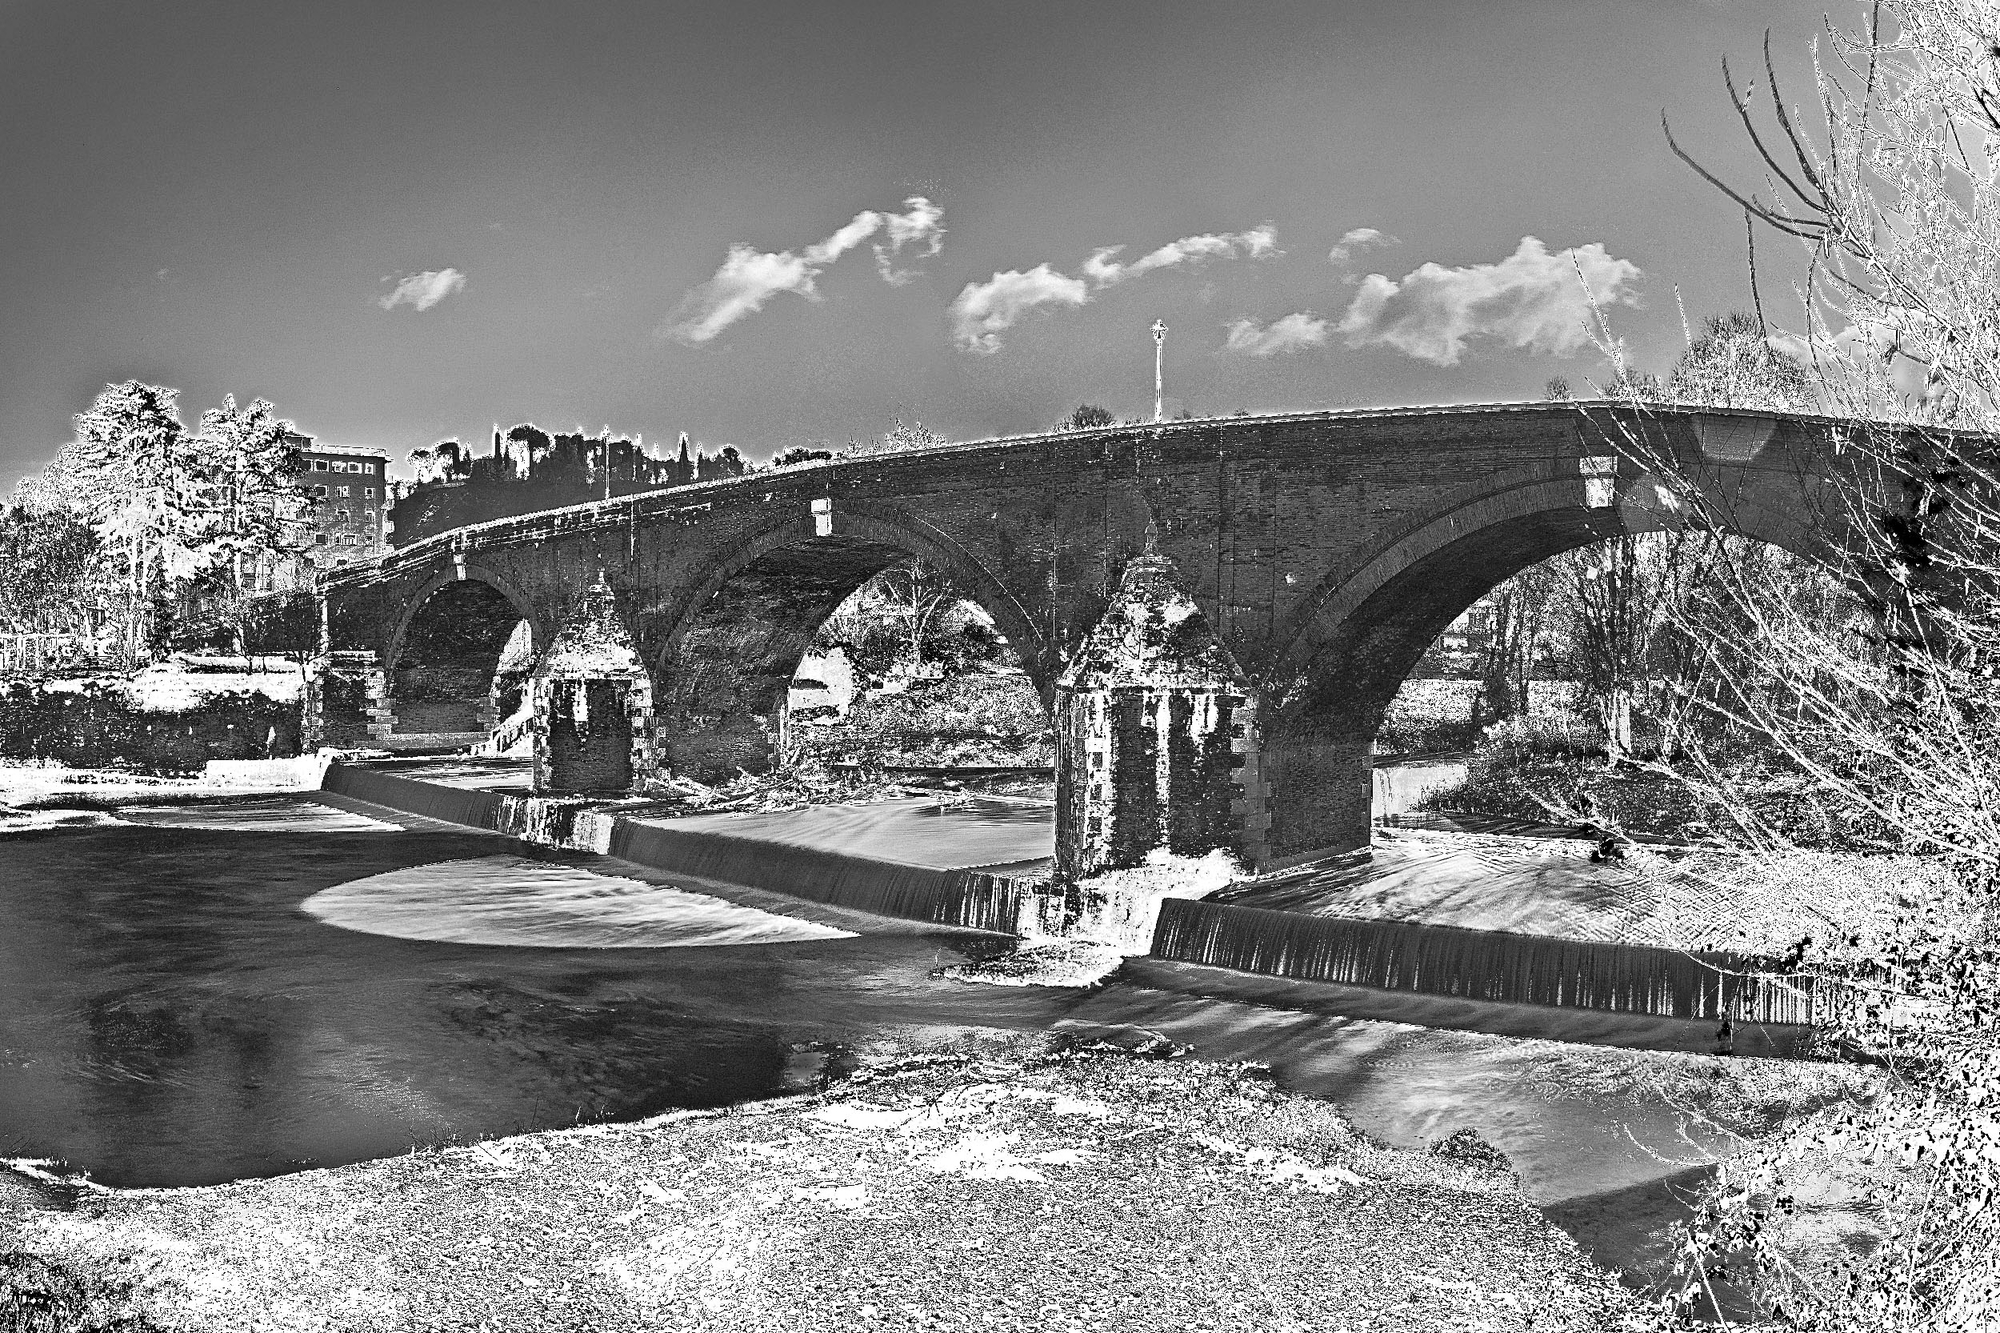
1151, 898, 1817, 1025
606, 822, 1034, 934
319, 762, 1049, 935
321, 762, 1820, 1027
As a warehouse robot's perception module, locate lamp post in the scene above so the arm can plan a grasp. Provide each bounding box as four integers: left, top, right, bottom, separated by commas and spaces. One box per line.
1152, 319, 1167, 422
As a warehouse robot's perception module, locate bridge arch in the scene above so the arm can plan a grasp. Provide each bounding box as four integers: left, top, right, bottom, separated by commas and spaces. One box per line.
1258, 470, 1836, 865
647, 504, 1051, 781
381, 563, 545, 740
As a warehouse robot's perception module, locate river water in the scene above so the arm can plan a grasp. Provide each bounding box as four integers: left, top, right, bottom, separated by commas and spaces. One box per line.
0, 793, 1817, 1294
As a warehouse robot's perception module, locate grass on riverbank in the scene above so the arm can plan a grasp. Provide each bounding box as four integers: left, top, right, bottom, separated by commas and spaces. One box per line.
2, 1030, 1652, 1333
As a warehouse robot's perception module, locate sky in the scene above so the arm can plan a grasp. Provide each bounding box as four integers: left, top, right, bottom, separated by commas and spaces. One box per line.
0, 0, 1845, 488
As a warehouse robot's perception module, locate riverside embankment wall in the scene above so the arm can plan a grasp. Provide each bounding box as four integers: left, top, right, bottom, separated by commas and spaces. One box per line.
0, 682, 302, 772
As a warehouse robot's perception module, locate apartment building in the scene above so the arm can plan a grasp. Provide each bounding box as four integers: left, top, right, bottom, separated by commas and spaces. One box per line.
291, 435, 389, 562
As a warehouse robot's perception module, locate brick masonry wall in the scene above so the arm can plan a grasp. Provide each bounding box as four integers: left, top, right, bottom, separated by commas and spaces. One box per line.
304, 652, 388, 750
325, 406, 1883, 867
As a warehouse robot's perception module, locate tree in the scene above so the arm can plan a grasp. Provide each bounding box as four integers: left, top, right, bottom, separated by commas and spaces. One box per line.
770, 446, 834, 468
69, 381, 207, 653
850, 418, 948, 457
1062, 403, 1116, 430
817, 559, 967, 679
0, 506, 99, 634
1640, 7, 2000, 1324
868, 559, 956, 673
1668, 310, 1818, 410
1564, 537, 1650, 760
192, 395, 312, 600
409, 439, 469, 485
1476, 563, 1559, 722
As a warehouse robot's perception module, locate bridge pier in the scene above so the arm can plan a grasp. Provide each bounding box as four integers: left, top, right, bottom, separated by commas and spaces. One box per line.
303, 651, 391, 750
529, 580, 658, 794
1054, 553, 1262, 882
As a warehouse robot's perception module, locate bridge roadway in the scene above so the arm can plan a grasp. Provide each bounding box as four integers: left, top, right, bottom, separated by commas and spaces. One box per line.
314, 402, 1885, 879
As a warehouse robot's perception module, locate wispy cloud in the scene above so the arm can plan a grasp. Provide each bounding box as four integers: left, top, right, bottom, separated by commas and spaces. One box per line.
873, 196, 945, 284
663, 196, 945, 345
661, 247, 812, 344
948, 265, 1090, 354
380, 268, 467, 312
1083, 225, 1276, 288
954, 223, 1278, 353
1328, 227, 1396, 265
1337, 236, 1641, 366
1223, 312, 1329, 357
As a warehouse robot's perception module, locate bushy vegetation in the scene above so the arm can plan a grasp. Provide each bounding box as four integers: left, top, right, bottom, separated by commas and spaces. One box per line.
792, 673, 1051, 767
1375, 679, 1584, 755
790, 557, 1052, 767
1417, 718, 1897, 849
0, 683, 301, 774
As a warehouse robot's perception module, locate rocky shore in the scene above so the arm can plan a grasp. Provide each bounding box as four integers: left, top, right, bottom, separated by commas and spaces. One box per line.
1, 1028, 1652, 1332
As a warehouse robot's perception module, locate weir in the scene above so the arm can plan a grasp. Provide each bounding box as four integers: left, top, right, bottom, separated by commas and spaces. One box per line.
1151, 898, 1816, 1025
319, 761, 1817, 1029
319, 762, 1053, 934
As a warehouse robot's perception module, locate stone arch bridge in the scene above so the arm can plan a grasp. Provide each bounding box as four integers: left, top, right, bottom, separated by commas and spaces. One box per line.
315, 403, 1881, 878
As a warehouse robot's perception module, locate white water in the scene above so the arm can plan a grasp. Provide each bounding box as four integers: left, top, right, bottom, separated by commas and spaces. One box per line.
951, 848, 1242, 989
301, 854, 856, 948
1061, 848, 1240, 952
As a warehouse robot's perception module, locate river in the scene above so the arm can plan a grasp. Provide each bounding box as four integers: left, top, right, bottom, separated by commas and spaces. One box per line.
0, 792, 1831, 1296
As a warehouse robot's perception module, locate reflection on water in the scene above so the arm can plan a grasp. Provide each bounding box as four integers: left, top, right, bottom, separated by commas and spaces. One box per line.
303, 856, 855, 948
0, 818, 1060, 1187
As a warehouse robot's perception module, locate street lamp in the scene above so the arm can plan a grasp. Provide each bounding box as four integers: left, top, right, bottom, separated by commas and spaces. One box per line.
1152, 319, 1168, 423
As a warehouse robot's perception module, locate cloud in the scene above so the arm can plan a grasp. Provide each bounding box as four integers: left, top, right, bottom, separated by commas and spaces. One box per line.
1328, 227, 1396, 265
1223, 312, 1329, 357
873, 196, 945, 284
949, 265, 1090, 353
663, 247, 815, 344
955, 223, 1278, 353
379, 268, 467, 312
663, 196, 945, 344
1084, 225, 1276, 288
1337, 236, 1641, 365
1776, 314, 1944, 404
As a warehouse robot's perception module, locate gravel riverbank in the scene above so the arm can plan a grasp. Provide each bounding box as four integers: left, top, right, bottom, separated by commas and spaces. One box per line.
1, 1028, 1652, 1332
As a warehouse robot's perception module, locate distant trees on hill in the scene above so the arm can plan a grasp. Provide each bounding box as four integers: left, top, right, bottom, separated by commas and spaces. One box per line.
1062, 403, 1117, 430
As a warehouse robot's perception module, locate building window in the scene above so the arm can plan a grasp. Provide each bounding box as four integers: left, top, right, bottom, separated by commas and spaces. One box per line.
334, 509, 349, 521
311, 460, 327, 471
364, 509, 376, 522
363, 486, 375, 497
335, 485, 349, 497
313, 485, 327, 497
